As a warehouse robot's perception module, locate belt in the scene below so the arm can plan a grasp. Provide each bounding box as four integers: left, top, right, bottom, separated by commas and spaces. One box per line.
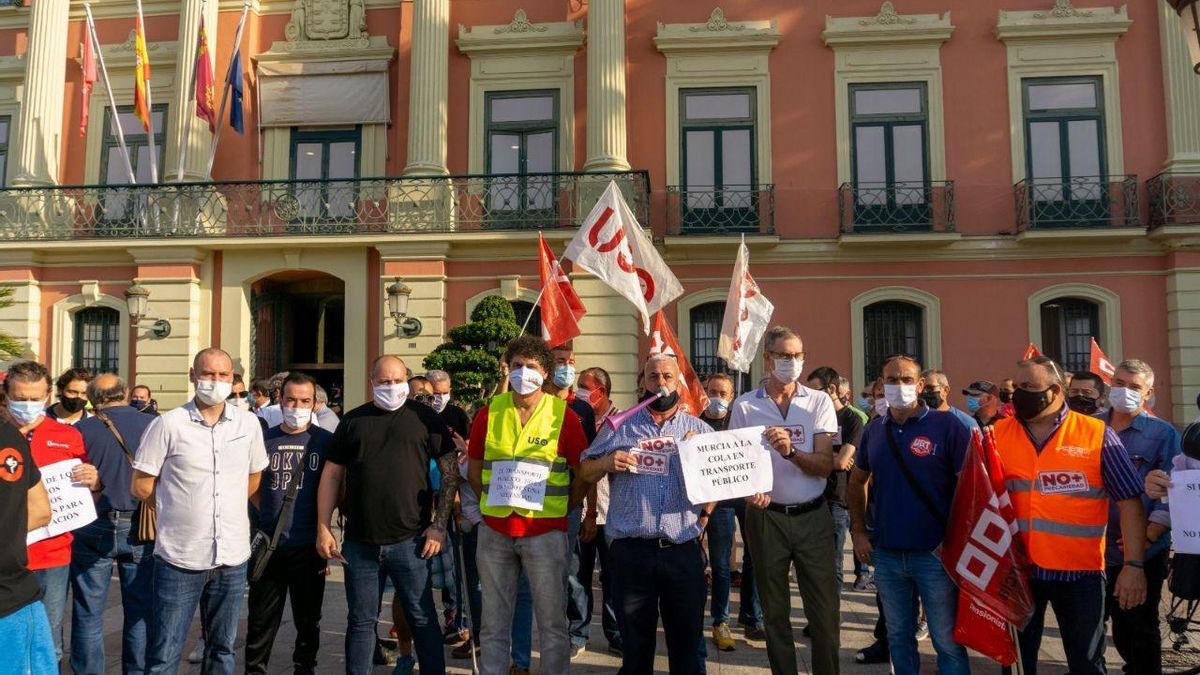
765, 496, 825, 516
620, 536, 698, 549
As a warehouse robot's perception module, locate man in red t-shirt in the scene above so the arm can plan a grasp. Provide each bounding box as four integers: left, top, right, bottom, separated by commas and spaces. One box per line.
6, 362, 99, 663
466, 336, 588, 675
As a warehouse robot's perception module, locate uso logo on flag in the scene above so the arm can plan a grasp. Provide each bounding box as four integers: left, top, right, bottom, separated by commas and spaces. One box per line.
909, 436, 934, 458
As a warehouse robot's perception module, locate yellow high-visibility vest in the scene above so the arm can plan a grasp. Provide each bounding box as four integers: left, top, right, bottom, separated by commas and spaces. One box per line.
480, 392, 570, 519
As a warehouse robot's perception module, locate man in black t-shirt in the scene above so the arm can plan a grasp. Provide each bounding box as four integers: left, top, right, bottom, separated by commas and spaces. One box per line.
427, 369, 470, 439
806, 368, 865, 587
315, 355, 458, 675
0, 418, 54, 670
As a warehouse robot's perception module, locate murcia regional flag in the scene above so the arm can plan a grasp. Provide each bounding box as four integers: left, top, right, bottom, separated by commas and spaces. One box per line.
718, 236, 773, 372
564, 181, 682, 334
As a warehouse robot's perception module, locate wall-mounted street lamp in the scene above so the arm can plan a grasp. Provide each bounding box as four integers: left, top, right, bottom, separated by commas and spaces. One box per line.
387, 277, 422, 338
124, 283, 172, 339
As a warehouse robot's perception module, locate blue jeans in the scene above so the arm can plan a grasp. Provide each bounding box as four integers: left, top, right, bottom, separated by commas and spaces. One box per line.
70, 512, 154, 675
565, 506, 590, 648
706, 502, 761, 627
873, 549, 968, 675
146, 558, 247, 675
0, 601, 56, 674
461, 525, 533, 667
343, 537, 444, 675
32, 564, 69, 662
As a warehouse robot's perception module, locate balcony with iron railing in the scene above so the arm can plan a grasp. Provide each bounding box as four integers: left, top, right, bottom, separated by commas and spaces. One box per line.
0, 171, 649, 241
1014, 175, 1140, 232
837, 181, 955, 234
664, 185, 775, 236
1147, 171, 1200, 227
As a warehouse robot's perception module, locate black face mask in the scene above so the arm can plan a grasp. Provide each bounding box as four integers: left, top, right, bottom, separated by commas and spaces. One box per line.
998, 390, 1012, 404
1012, 387, 1054, 421
644, 389, 680, 413
59, 397, 87, 414
1067, 394, 1100, 415
918, 391, 944, 409
130, 399, 150, 412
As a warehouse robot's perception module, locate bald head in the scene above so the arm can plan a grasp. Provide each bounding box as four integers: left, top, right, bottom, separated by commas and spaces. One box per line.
191, 348, 234, 384
87, 373, 127, 408
371, 355, 408, 386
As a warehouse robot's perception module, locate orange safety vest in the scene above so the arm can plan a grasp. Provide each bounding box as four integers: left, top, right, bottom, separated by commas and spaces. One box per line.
993, 410, 1108, 572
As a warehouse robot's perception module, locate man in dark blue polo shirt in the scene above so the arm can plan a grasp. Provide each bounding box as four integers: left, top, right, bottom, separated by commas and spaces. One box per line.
70, 373, 156, 675
847, 355, 971, 675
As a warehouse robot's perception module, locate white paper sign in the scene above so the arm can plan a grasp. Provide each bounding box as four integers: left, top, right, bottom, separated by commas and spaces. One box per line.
27, 459, 98, 545
1168, 469, 1200, 554
677, 426, 774, 505
486, 460, 551, 512
628, 436, 676, 476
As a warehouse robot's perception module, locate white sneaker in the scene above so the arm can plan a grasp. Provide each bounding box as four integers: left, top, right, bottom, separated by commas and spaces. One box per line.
187, 639, 205, 664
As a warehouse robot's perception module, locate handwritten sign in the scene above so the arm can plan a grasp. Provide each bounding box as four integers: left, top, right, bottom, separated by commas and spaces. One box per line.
27, 459, 97, 545
486, 460, 551, 511
677, 426, 774, 505
629, 436, 676, 476
1169, 469, 1200, 555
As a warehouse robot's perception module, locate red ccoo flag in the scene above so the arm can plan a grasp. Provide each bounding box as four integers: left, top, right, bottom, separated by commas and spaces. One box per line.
1089, 338, 1116, 384
649, 311, 706, 416
538, 233, 586, 348
194, 14, 216, 133
1022, 343, 1042, 360
79, 28, 97, 137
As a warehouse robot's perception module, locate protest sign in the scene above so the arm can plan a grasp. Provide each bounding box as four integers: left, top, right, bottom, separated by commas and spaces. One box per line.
629, 436, 675, 476
485, 460, 552, 512
27, 459, 98, 545
1169, 469, 1200, 554
677, 426, 773, 504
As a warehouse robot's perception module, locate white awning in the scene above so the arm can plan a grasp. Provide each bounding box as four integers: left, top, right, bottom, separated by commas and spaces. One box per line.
257, 59, 390, 127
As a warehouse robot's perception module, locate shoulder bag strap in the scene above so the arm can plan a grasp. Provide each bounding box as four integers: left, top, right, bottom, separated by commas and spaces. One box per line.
883, 422, 948, 528
265, 435, 314, 553
94, 411, 134, 464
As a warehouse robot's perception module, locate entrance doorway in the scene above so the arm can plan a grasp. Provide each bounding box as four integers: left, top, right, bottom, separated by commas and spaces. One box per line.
251, 271, 345, 407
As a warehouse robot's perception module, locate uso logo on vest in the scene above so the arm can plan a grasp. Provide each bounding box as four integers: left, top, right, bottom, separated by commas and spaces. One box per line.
909, 436, 934, 458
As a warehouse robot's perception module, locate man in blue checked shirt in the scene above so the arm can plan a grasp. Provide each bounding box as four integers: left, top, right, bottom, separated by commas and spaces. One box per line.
1100, 359, 1179, 675
579, 354, 713, 675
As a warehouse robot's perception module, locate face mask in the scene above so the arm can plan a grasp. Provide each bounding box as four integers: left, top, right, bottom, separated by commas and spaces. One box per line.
59, 397, 87, 414
509, 367, 544, 396
1068, 394, 1100, 415
373, 382, 410, 411
873, 397, 889, 417
857, 397, 871, 412
282, 406, 313, 429
648, 388, 680, 413
706, 397, 730, 417
228, 394, 250, 410
966, 396, 982, 414
8, 400, 45, 426
552, 365, 576, 389
918, 391, 944, 409
1108, 387, 1143, 415
999, 390, 1012, 404
130, 399, 150, 412
772, 358, 804, 384
1012, 387, 1054, 421
432, 393, 450, 413
576, 387, 597, 407
194, 379, 233, 406
884, 383, 918, 410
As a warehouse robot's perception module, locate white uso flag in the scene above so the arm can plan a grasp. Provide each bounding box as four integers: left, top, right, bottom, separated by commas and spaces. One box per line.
718, 237, 774, 372
564, 181, 682, 334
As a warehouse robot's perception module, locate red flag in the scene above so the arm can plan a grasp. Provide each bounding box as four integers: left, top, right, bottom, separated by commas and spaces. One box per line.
1022, 343, 1042, 360
1089, 338, 1115, 384
132, 11, 152, 132
649, 311, 706, 416
79, 28, 97, 136
194, 15, 216, 133
954, 595, 1019, 665
538, 234, 586, 348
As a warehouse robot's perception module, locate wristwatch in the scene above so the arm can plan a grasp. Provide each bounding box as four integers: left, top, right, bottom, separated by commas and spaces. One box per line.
1124, 559, 1144, 569
782, 448, 797, 460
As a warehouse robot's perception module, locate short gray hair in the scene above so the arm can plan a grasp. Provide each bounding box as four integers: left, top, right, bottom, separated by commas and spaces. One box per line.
645, 353, 680, 375
268, 371, 290, 392
314, 384, 329, 404
1116, 359, 1155, 387
87, 374, 127, 407
426, 369, 451, 385
763, 326, 799, 352
920, 369, 948, 388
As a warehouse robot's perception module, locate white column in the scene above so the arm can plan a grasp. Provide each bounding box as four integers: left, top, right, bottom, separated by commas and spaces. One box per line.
584, 0, 630, 172
1160, 4, 1200, 173
170, 0, 219, 181
10, 0, 70, 185
404, 0, 449, 175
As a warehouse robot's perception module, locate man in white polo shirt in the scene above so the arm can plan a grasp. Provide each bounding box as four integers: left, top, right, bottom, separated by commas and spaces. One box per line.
132, 348, 269, 675
730, 325, 839, 675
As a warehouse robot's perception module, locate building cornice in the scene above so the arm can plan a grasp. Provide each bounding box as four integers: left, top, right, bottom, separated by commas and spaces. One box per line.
996, 1, 1132, 42
655, 7, 781, 54
822, 2, 953, 47
456, 9, 584, 56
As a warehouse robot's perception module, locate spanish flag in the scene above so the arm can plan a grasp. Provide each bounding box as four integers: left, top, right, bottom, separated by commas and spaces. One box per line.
194, 15, 216, 133
132, 12, 152, 131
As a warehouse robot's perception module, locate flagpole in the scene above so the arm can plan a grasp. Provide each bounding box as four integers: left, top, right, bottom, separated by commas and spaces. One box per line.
85, 4, 136, 185
1008, 623, 1025, 675
205, 0, 251, 179
133, 0, 159, 184
176, 0, 207, 183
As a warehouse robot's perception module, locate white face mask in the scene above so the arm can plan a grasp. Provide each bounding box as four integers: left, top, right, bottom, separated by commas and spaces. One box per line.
432, 393, 450, 413
373, 382, 410, 411
195, 379, 233, 406
7, 400, 46, 426
509, 367, 545, 396
884, 383, 918, 410
1108, 386, 1143, 415
706, 397, 730, 417
772, 358, 805, 384
282, 406, 313, 429
873, 397, 889, 417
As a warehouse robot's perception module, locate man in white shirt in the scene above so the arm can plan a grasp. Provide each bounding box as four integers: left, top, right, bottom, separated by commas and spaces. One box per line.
313, 384, 340, 432
730, 326, 840, 675
132, 348, 269, 675
256, 371, 288, 428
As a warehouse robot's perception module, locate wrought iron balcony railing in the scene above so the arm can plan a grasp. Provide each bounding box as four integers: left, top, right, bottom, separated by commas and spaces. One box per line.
664, 185, 775, 235
1014, 175, 1140, 232
0, 171, 649, 241
838, 181, 955, 234
1147, 171, 1200, 227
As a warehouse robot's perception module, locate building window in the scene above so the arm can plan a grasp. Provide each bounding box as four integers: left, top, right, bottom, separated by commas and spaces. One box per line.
1022, 77, 1107, 223
510, 300, 541, 338
1040, 297, 1099, 373
73, 307, 120, 374
689, 301, 751, 394
850, 83, 930, 225
485, 90, 558, 218
290, 127, 361, 220
99, 105, 167, 225
0, 115, 9, 187
679, 88, 756, 227
863, 301, 924, 383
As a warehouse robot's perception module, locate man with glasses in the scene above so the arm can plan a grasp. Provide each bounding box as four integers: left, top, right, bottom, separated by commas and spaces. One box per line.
919, 370, 978, 432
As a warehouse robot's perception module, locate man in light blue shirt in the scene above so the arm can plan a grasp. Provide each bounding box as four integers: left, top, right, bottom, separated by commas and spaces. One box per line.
919, 370, 979, 433
580, 354, 712, 675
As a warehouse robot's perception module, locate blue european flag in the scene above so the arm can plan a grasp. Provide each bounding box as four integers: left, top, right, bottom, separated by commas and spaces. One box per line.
228, 50, 244, 135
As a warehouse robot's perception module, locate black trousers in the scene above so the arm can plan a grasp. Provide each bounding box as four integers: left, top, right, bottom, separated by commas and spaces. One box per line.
245, 545, 327, 674
610, 537, 706, 675
1106, 551, 1170, 675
